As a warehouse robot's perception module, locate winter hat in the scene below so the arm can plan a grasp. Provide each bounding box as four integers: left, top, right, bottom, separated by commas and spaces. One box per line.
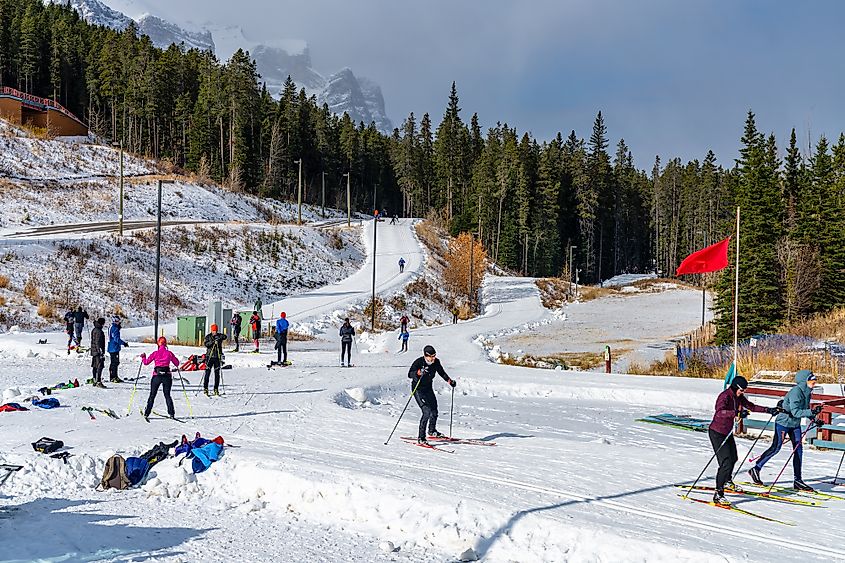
96, 317, 106, 327
157, 336, 167, 347
281, 312, 286, 319
730, 375, 748, 390
210, 324, 219, 332
423, 345, 436, 356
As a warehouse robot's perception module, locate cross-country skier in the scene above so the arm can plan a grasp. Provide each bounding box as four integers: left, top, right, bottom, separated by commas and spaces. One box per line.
64, 310, 75, 353
748, 370, 823, 492
390, 214, 398, 225
140, 337, 180, 420
274, 312, 289, 365
73, 306, 89, 346
90, 317, 106, 388
203, 324, 227, 396
398, 328, 409, 352
400, 314, 409, 333
407, 345, 456, 445
249, 311, 261, 353
398, 257, 405, 273
230, 312, 242, 352
107, 315, 128, 383
339, 318, 355, 367
708, 375, 779, 505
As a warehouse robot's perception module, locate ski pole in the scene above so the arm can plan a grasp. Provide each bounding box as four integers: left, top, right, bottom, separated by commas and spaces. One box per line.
176, 367, 194, 420
833, 451, 845, 486
767, 420, 820, 494
126, 361, 143, 416
732, 412, 775, 481
683, 427, 734, 499
384, 378, 422, 445
449, 385, 455, 438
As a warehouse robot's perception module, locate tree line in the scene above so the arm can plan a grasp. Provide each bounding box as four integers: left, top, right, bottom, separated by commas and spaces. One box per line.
3, 0, 845, 341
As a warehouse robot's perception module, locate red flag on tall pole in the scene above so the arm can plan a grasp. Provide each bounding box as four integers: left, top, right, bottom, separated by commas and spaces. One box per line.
676, 236, 731, 276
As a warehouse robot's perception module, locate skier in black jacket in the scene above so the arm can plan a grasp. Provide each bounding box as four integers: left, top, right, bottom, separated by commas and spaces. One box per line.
73, 306, 89, 346
339, 318, 355, 367
407, 345, 456, 444
203, 324, 227, 396
90, 317, 106, 388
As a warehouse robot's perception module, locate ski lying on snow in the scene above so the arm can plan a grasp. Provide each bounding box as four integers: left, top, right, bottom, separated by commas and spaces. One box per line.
674, 484, 822, 506
401, 436, 496, 447
152, 410, 186, 423
678, 494, 794, 525
738, 481, 845, 501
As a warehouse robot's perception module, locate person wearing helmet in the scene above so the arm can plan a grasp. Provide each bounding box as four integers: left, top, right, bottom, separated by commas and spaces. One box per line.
749, 369, 823, 492
107, 315, 129, 383
140, 336, 180, 421
708, 375, 780, 505
407, 345, 456, 445
203, 323, 227, 396
274, 312, 290, 366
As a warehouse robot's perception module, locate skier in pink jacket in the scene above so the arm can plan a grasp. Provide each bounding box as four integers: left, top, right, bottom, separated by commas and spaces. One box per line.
140, 336, 180, 421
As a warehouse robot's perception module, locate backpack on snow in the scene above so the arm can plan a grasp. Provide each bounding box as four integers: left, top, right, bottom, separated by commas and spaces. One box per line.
98, 454, 131, 490
31, 437, 63, 454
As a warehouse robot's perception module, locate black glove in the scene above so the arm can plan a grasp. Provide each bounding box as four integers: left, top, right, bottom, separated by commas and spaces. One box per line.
813, 417, 824, 428
738, 409, 750, 419
812, 405, 823, 415
448, 378, 456, 388
766, 406, 780, 415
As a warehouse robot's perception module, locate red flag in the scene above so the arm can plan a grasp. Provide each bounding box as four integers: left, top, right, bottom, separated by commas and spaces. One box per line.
676, 236, 731, 275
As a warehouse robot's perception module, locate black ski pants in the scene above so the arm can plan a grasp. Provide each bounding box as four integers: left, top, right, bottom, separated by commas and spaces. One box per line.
276, 333, 288, 363
232, 327, 240, 351
91, 355, 104, 383
708, 428, 738, 491
341, 341, 352, 365
203, 357, 221, 391
414, 387, 439, 440
109, 352, 120, 381
145, 373, 174, 417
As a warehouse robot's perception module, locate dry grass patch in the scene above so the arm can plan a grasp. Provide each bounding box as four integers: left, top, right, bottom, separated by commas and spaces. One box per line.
37, 300, 57, 319
577, 285, 617, 301
535, 277, 571, 308
783, 308, 845, 342
500, 350, 606, 371
0, 275, 9, 289
23, 276, 40, 303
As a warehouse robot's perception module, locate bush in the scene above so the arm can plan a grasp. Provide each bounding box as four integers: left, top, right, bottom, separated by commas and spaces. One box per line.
0, 275, 9, 289
23, 276, 40, 303
37, 300, 56, 319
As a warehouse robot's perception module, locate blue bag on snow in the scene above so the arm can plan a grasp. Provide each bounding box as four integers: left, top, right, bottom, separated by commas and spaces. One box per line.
32, 398, 60, 409
123, 456, 150, 486
188, 442, 224, 473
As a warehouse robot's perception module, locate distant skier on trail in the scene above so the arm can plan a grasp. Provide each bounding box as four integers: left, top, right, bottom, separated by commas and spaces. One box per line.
390, 214, 398, 225
90, 317, 106, 388
408, 345, 456, 445
73, 306, 89, 346
398, 257, 405, 273
249, 311, 261, 353
707, 375, 779, 505
399, 314, 409, 333
107, 315, 128, 383
64, 310, 75, 353
339, 318, 355, 367
398, 328, 409, 352
140, 336, 180, 421
203, 324, 227, 396
273, 312, 290, 366
748, 370, 823, 492
230, 312, 242, 352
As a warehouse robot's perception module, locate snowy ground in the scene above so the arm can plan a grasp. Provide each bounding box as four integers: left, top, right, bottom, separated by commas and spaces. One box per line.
3, 223, 845, 562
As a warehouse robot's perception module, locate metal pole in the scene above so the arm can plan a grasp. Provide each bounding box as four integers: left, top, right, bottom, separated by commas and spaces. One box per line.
702, 286, 706, 327
154, 180, 163, 340
345, 172, 351, 227
321, 171, 326, 218
371, 211, 377, 331
468, 234, 474, 312
295, 159, 302, 225
119, 140, 124, 237
733, 206, 740, 366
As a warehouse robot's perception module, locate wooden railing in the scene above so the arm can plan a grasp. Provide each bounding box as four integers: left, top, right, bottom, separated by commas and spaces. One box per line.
0, 86, 85, 126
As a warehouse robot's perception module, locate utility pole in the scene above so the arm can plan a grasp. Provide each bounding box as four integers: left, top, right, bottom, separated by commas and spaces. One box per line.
321, 171, 326, 218
468, 234, 475, 313
114, 140, 124, 236
295, 158, 302, 225
154, 179, 175, 340
343, 172, 351, 226
569, 245, 577, 296
371, 209, 378, 331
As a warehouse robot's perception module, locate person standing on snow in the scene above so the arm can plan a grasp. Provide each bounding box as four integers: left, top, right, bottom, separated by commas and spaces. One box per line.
64, 310, 75, 353
230, 312, 242, 352
398, 328, 410, 352
407, 345, 456, 445
140, 336, 180, 420
203, 324, 227, 396
90, 317, 106, 388
748, 370, 823, 492
274, 312, 289, 365
73, 306, 89, 346
339, 318, 355, 367
249, 311, 261, 353
107, 315, 129, 383
398, 257, 406, 273
707, 375, 779, 505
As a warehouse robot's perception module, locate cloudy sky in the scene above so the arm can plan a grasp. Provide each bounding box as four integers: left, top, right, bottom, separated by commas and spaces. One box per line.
112, 0, 842, 168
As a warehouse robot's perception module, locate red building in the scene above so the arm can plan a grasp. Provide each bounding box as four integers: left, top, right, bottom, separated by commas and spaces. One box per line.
0, 87, 88, 137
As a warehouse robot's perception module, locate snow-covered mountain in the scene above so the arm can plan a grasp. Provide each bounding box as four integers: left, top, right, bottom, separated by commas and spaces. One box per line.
319, 69, 393, 132
135, 14, 214, 52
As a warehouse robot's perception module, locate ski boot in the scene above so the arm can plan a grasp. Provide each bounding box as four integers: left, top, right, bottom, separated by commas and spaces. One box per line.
203, 388, 210, 397
110, 377, 123, 384
94, 381, 107, 389
417, 437, 430, 446
748, 467, 764, 486
712, 490, 731, 506
429, 430, 446, 439
793, 479, 815, 492
213, 389, 220, 396
725, 481, 744, 493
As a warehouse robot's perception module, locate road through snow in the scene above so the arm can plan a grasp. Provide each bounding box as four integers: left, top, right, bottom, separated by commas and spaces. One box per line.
2, 219, 845, 561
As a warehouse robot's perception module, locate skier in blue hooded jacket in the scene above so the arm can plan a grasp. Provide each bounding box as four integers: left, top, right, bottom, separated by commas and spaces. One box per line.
107, 315, 128, 383
748, 369, 824, 491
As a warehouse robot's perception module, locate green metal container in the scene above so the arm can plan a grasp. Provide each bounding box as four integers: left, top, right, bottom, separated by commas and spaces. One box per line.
177, 315, 206, 346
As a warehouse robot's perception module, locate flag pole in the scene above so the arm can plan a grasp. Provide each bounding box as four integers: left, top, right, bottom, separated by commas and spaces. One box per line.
732, 206, 740, 367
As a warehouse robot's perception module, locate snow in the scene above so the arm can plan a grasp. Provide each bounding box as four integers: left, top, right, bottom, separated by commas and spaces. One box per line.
3, 201, 845, 560
602, 272, 658, 287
